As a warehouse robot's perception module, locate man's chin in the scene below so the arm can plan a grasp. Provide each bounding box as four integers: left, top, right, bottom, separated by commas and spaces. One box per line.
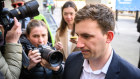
82, 54, 89, 59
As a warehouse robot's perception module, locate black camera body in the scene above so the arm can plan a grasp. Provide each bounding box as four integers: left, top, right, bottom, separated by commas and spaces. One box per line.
0, 0, 39, 31
37, 45, 63, 67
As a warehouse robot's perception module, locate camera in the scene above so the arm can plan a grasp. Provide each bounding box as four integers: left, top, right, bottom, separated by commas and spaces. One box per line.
0, 0, 39, 31
37, 45, 63, 67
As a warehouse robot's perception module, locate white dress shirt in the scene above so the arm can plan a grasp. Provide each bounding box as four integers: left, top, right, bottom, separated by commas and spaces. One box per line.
80, 50, 113, 79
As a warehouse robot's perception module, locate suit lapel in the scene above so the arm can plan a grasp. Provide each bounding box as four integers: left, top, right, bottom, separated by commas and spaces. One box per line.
72, 53, 84, 79
64, 52, 84, 79
105, 51, 120, 79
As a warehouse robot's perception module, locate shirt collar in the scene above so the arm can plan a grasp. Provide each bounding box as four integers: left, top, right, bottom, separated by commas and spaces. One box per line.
83, 50, 113, 74
102, 50, 113, 74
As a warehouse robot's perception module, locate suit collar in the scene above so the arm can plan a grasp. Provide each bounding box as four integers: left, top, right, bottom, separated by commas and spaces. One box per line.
69, 51, 120, 79
105, 50, 120, 79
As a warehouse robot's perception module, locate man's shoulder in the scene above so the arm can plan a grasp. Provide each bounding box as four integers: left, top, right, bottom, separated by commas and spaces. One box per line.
66, 51, 83, 62
113, 52, 140, 71
119, 59, 140, 78
106, 52, 140, 79
112, 52, 140, 78
119, 56, 140, 73
68, 51, 82, 58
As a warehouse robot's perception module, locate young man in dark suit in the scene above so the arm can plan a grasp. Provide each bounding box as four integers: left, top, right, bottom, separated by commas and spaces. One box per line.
62, 4, 140, 79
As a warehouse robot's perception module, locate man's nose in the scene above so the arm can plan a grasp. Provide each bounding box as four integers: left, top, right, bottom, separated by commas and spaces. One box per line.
76, 37, 84, 48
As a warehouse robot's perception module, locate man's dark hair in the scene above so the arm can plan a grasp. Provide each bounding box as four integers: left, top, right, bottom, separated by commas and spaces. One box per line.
75, 4, 115, 34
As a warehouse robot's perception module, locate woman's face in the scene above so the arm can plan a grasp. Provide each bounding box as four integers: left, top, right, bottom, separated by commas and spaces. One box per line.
63, 7, 76, 25
27, 26, 48, 47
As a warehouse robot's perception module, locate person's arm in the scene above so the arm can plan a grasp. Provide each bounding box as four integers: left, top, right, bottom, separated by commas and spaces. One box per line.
0, 17, 22, 79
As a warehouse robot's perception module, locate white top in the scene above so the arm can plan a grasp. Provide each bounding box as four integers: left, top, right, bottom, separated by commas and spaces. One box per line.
67, 29, 72, 55
80, 50, 113, 79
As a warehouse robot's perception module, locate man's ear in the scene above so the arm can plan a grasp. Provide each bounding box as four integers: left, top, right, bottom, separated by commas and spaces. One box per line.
106, 31, 114, 43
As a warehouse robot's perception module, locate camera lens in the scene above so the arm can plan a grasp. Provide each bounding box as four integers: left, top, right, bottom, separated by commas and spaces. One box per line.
50, 53, 59, 64
49, 51, 63, 67
39, 45, 63, 67
9, 0, 39, 20
0, 0, 39, 31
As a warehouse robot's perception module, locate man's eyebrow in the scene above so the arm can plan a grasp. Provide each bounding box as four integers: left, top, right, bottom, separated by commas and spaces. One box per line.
81, 33, 90, 36
76, 33, 90, 36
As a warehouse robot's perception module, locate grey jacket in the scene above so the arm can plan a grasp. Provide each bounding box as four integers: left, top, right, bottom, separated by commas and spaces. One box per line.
0, 43, 22, 79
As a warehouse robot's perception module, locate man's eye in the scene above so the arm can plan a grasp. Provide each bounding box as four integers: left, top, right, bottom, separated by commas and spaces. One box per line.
83, 35, 90, 39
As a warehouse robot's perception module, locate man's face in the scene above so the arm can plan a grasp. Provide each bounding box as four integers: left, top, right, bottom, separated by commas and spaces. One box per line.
75, 19, 108, 60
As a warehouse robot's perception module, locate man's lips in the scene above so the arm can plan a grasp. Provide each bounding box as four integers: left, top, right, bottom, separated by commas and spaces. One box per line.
81, 50, 90, 53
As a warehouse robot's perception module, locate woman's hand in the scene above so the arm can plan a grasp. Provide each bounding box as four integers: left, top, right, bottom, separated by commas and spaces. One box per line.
27, 50, 41, 70
70, 36, 78, 44
55, 42, 63, 50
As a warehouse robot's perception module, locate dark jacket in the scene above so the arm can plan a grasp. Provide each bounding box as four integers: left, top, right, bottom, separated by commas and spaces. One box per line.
137, 17, 140, 43
63, 51, 140, 79
19, 35, 63, 79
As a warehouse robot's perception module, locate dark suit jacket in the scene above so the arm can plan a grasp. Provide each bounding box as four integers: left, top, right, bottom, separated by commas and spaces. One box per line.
63, 51, 140, 79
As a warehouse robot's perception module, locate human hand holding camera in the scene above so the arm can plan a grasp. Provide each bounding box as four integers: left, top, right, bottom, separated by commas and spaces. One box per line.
27, 49, 41, 70
5, 17, 22, 43
0, 17, 21, 44
40, 58, 60, 71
